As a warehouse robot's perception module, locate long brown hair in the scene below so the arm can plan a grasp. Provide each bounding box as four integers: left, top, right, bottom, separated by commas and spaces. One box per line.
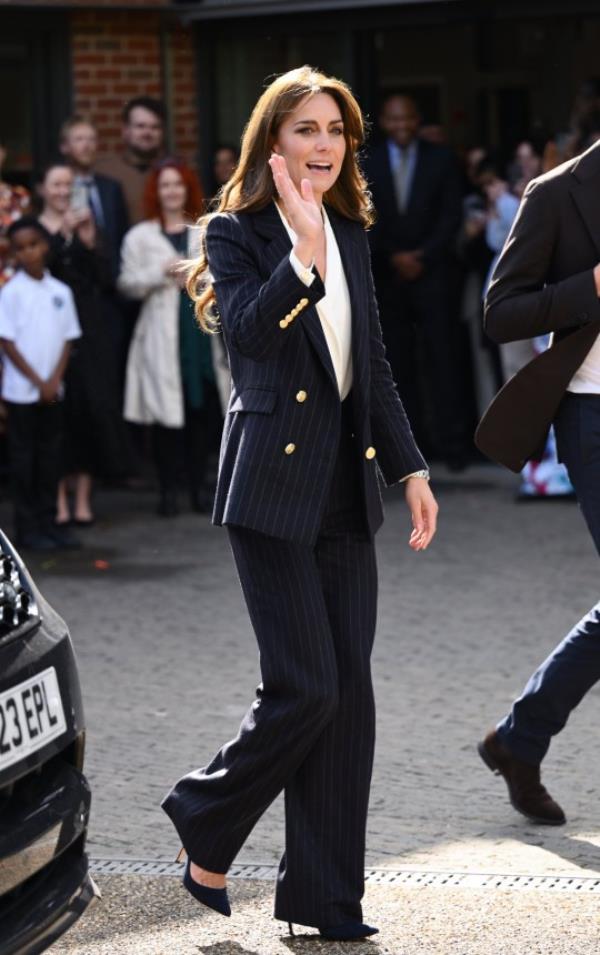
189, 65, 373, 331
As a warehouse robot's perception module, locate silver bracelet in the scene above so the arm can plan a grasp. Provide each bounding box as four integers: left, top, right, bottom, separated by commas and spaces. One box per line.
401, 469, 430, 482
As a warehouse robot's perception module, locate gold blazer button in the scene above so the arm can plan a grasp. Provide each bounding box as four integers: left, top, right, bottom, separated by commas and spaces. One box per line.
279, 319, 288, 329
295, 390, 307, 403
285, 443, 296, 455
299, 297, 309, 307
365, 446, 376, 460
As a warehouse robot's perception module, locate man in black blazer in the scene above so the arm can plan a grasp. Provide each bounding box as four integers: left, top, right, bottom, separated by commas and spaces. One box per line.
365, 93, 465, 466
476, 140, 600, 824
59, 116, 129, 280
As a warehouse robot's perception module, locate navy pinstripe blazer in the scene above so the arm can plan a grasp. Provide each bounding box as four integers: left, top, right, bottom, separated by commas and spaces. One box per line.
207, 201, 426, 545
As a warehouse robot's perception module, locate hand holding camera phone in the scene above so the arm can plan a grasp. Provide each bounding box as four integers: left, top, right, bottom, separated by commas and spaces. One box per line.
70, 181, 89, 213
64, 182, 96, 248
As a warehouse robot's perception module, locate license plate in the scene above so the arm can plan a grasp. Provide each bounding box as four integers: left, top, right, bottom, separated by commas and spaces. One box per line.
0, 667, 67, 771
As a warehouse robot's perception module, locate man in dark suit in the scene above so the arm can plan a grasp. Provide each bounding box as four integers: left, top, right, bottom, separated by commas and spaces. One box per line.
476, 140, 600, 825
365, 93, 466, 466
59, 116, 129, 280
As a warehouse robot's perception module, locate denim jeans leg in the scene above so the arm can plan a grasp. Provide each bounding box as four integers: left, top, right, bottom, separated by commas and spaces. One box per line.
497, 396, 600, 764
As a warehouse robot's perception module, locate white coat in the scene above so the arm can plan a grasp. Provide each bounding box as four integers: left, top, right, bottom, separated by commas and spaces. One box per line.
118, 220, 230, 428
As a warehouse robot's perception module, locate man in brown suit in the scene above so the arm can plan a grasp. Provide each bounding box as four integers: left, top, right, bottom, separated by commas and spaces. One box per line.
476, 140, 600, 825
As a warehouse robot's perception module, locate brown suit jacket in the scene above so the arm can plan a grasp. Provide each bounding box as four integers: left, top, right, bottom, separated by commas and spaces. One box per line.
475, 141, 600, 472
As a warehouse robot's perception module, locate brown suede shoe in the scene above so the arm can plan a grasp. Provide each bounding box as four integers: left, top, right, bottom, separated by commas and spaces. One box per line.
478, 730, 566, 825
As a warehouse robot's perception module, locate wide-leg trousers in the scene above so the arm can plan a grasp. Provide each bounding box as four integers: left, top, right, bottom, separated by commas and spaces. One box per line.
162, 399, 378, 928
497, 394, 600, 765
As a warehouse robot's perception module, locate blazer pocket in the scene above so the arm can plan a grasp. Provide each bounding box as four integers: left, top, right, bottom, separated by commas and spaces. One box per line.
229, 388, 277, 415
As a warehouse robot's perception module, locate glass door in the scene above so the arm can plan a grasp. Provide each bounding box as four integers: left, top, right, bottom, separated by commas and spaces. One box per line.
196, 19, 355, 187
213, 31, 354, 146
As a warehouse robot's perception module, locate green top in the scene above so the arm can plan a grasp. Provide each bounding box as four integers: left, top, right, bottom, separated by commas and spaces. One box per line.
179, 291, 214, 410
163, 228, 214, 410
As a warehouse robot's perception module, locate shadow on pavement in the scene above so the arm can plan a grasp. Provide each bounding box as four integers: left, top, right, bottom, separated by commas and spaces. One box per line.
28, 550, 188, 580
199, 944, 261, 955
516, 829, 600, 873
282, 935, 381, 953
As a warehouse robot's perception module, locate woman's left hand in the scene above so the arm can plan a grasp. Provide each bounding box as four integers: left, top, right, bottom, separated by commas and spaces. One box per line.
405, 477, 438, 551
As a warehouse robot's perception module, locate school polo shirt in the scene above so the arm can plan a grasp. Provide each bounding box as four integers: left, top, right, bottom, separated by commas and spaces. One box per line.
0, 269, 81, 403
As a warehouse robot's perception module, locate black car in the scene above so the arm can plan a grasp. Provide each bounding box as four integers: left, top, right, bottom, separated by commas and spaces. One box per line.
0, 529, 98, 954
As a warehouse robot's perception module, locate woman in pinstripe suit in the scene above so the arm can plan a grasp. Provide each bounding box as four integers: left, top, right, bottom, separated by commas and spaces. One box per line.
162, 66, 438, 942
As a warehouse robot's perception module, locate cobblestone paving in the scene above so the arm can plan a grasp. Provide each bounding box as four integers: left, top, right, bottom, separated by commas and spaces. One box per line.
20, 463, 600, 878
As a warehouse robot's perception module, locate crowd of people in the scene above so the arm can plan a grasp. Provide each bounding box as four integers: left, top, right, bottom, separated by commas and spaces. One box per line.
0, 97, 238, 550
0, 79, 599, 551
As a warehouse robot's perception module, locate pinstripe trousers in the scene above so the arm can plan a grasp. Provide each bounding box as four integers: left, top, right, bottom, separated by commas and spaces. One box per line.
162, 398, 378, 928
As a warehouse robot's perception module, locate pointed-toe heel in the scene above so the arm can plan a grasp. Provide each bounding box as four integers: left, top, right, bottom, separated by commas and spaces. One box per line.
319, 921, 379, 941
182, 858, 231, 917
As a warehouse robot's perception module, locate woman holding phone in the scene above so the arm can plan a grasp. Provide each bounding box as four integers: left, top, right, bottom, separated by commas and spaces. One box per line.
162, 66, 438, 942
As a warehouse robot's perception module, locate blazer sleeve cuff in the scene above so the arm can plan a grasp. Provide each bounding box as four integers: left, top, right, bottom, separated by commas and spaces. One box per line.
554, 267, 600, 328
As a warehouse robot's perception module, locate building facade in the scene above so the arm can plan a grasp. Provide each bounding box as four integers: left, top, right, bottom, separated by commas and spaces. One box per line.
2, 0, 600, 189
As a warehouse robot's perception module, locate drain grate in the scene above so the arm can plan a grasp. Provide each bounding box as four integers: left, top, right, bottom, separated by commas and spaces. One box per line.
89, 858, 600, 893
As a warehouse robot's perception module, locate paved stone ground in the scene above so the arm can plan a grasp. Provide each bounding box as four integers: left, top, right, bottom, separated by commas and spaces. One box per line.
10, 461, 600, 911
52, 875, 600, 955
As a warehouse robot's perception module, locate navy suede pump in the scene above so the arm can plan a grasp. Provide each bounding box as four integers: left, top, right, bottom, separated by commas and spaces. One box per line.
319, 922, 379, 941
288, 921, 379, 941
183, 858, 231, 917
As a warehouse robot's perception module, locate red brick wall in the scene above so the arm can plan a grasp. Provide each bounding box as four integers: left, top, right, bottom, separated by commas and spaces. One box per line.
170, 25, 199, 160
71, 10, 200, 167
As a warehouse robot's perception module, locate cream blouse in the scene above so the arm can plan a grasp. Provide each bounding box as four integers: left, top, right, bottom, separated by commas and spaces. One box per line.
275, 202, 353, 400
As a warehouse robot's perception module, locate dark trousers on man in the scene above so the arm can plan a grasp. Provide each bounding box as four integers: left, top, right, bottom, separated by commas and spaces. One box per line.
5, 401, 63, 543
162, 397, 378, 928
497, 393, 600, 764
379, 267, 465, 461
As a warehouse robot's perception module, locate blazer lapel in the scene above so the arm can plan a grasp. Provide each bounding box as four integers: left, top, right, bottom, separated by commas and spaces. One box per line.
252, 202, 338, 391
251, 201, 293, 270
327, 206, 369, 401
569, 142, 600, 258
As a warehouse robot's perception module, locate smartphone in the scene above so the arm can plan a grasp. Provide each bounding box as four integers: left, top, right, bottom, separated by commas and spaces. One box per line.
70, 181, 89, 213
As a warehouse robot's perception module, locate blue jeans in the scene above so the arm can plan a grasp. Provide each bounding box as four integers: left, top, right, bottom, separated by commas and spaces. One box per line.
497, 394, 600, 765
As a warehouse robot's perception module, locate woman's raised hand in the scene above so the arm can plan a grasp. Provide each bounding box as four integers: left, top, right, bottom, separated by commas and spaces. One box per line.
268, 153, 323, 244
62, 207, 96, 249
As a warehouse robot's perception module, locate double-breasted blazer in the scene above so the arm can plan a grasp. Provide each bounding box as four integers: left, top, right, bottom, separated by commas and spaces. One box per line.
475, 141, 600, 472
206, 201, 426, 545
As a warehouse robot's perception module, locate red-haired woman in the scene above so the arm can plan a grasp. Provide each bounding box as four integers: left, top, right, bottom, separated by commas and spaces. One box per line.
119, 159, 227, 516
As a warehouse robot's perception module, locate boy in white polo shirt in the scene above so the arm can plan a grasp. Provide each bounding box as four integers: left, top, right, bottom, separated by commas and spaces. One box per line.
0, 217, 81, 551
